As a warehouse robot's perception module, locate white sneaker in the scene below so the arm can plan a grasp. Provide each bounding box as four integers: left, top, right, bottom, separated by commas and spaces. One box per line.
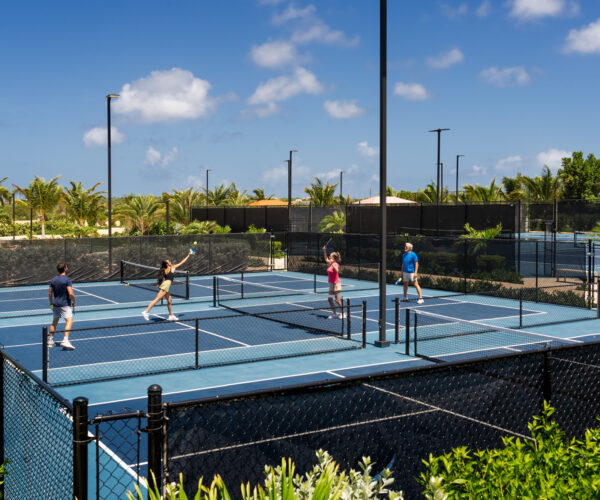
61, 339, 75, 350
328, 314, 337, 319
338, 312, 346, 319
142, 311, 150, 321
417, 298, 424, 304
48, 337, 55, 348
167, 315, 179, 321
402, 296, 408, 302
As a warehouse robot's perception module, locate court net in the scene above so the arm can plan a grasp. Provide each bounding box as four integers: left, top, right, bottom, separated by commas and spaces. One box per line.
120, 260, 190, 299
42, 306, 365, 386
410, 308, 578, 362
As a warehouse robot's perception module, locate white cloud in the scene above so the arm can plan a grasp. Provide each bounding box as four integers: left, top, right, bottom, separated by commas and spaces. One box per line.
358, 141, 379, 158
323, 100, 365, 119
272, 4, 316, 24
244, 67, 323, 117
479, 66, 531, 87
470, 165, 488, 176
261, 164, 310, 185
83, 126, 124, 147
477, 0, 491, 17
114, 68, 219, 124
393, 82, 430, 100
249, 40, 302, 68
564, 18, 600, 54
441, 3, 468, 18
509, 0, 579, 20
291, 21, 359, 47
144, 146, 179, 168
537, 149, 570, 170
494, 155, 523, 171
426, 48, 464, 69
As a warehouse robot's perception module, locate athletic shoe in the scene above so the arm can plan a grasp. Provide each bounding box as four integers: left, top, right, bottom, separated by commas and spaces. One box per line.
417, 298, 424, 304
167, 315, 179, 321
338, 312, 346, 319
47, 337, 55, 348
402, 296, 408, 302
61, 339, 75, 350
328, 314, 337, 319
142, 311, 150, 321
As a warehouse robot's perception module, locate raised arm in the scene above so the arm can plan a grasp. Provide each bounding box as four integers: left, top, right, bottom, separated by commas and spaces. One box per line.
322, 246, 332, 264
173, 253, 191, 269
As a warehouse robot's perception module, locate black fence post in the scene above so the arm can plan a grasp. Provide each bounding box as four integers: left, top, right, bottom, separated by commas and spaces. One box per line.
413, 312, 418, 356
535, 240, 539, 302
362, 300, 367, 348
73, 397, 89, 500
519, 289, 523, 329
405, 308, 410, 355
394, 297, 399, 344
346, 298, 351, 340
212, 276, 217, 307
588, 239, 593, 310
42, 326, 48, 383
517, 200, 521, 274
0, 356, 4, 500
195, 318, 199, 368
543, 350, 552, 405
147, 385, 163, 493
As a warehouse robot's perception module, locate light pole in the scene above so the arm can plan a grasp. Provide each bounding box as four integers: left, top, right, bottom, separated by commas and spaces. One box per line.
12, 191, 15, 240
340, 170, 344, 202
428, 128, 450, 203
440, 162, 444, 199
288, 150, 298, 231
205, 169, 211, 208
456, 154, 464, 202
106, 93, 119, 269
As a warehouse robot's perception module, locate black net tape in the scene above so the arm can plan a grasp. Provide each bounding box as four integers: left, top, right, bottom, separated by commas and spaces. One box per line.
2, 354, 73, 499
163, 342, 600, 499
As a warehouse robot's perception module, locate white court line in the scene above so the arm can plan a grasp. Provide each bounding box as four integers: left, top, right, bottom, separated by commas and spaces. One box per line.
73, 286, 120, 304
89, 358, 419, 407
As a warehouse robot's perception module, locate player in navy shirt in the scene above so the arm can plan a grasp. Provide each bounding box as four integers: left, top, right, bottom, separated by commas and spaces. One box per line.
401, 243, 424, 304
48, 262, 76, 350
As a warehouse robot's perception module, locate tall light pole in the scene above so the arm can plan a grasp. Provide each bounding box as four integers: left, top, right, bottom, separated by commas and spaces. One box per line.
205, 169, 211, 208
106, 93, 119, 270
428, 128, 450, 203
456, 154, 464, 202
440, 162, 444, 198
340, 170, 344, 202
377, 0, 390, 347
288, 149, 298, 231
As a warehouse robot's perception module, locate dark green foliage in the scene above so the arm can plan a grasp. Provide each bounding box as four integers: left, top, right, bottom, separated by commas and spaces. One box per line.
558, 151, 600, 199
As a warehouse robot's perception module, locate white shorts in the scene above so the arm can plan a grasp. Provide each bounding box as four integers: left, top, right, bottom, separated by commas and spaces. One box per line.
329, 282, 342, 295
403, 272, 417, 283
53, 305, 73, 319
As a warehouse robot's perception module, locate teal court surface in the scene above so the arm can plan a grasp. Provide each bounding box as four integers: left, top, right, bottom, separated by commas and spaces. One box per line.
1, 268, 600, 496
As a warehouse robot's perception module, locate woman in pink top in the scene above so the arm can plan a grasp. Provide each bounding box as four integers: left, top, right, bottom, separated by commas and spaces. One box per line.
323, 246, 345, 319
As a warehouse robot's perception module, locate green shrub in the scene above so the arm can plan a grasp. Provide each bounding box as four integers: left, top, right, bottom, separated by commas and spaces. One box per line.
128, 450, 404, 500
419, 403, 600, 499
272, 240, 285, 259
246, 224, 266, 233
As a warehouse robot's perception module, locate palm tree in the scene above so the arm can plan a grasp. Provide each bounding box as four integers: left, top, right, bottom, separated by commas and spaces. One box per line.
14, 175, 62, 237
416, 182, 450, 203
207, 183, 234, 206
304, 177, 338, 206
225, 183, 249, 206
319, 210, 346, 233
249, 188, 274, 201
169, 188, 204, 224
502, 175, 525, 200
62, 181, 106, 226
518, 166, 561, 200
0, 177, 10, 206
462, 178, 507, 202
114, 195, 163, 235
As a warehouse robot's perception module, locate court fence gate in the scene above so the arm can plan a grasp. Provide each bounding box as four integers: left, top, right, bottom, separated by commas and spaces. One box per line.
3, 339, 596, 499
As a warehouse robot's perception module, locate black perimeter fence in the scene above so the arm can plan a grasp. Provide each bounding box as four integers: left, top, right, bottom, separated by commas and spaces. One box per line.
191, 199, 600, 236
50, 340, 599, 499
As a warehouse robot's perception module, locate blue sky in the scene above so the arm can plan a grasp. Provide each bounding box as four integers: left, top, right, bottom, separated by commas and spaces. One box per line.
2, 0, 600, 198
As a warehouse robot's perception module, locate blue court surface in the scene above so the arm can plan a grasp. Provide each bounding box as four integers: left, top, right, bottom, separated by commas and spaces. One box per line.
2, 268, 599, 496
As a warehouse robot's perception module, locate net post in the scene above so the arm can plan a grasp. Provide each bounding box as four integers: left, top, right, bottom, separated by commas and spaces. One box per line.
42, 326, 48, 383
314, 273, 317, 294
213, 276, 217, 307
185, 271, 190, 300
195, 318, 199, 368
394, 297, 399, 344
73, 396, 89, 500
413, 312, 418, 356
147, 384, 163, 492
405, 308, 410, 355
346, 299, 351, 339
535, 240, 539, 302
120, 260, 124, 283
241, 272, 244, 300
362, 300, 367, 348
519, 288, 523, 329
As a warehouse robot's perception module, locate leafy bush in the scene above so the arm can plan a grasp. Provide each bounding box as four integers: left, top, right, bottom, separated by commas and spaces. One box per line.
181, 220, 231, 234
246, 224, 267, 233
419, 403, 600, 499
272, 240, 285, 259
128, 450, 403, 500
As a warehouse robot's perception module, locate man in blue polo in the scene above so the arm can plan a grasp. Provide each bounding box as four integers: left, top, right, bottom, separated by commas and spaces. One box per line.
48, 262, 76, 350
401, 242, 424, 304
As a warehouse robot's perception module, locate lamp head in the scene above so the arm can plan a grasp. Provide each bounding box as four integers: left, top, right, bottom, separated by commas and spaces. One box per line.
106, 94, 120, 100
